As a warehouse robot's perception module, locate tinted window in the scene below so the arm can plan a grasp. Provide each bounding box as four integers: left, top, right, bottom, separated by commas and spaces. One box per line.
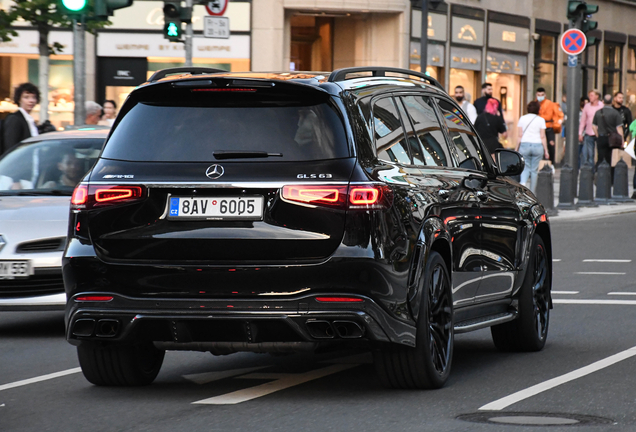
0, 139, 103, 194
400, 95, 451, 167
372, 97, 411, 165
102, 103, 349, 162
436, 99, 486, 171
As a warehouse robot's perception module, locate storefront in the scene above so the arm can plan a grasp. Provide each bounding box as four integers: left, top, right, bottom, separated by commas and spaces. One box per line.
448, 6, 484, 101
485, 13, 530, 149
410, 4, 447, 86
95, 0, 251, 109
0, 30, 74, 128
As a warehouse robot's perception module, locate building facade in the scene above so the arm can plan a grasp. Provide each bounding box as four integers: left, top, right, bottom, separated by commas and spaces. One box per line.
1, 0, 636, 151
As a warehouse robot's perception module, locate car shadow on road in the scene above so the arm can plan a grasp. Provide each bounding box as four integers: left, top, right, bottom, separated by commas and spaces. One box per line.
0, 311, 65, 338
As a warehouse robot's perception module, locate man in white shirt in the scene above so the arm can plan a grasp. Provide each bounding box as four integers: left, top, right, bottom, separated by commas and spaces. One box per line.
454, 85, 477, 124
1, 82, 40, 154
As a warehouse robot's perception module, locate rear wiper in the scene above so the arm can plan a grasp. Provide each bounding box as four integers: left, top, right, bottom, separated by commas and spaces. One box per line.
213, 151, 283, 160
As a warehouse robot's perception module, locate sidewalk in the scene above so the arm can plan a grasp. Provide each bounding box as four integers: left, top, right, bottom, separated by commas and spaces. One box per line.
546, 166, 636, 221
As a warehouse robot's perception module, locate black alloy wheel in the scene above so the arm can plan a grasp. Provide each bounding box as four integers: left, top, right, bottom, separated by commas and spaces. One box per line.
491, 234, 551, 352
374, 251, 453, 389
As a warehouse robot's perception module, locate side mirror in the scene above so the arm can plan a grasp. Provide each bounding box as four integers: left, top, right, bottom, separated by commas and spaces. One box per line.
494, 149, 524, 176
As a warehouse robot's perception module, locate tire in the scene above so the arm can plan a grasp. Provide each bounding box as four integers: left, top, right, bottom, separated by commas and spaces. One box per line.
77, 342, 165, 386
491, 234, 551, 352
373, 251, 453, 389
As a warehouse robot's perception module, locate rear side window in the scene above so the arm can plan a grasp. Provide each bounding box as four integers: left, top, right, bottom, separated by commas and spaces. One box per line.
436, 99, 487, 171
372, 97, 411, 165
102, 102, 349, 162
399, 95, 451, 167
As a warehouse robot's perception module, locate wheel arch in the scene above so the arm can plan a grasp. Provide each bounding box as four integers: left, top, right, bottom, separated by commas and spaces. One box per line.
534, 221, 553, 308
407, 217, 453, 321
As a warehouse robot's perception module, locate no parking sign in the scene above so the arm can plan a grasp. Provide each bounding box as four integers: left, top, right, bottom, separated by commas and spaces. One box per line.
560, 29, 587, 56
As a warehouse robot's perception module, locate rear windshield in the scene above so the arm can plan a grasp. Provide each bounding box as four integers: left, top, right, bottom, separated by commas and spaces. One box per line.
102, 102, 350, 162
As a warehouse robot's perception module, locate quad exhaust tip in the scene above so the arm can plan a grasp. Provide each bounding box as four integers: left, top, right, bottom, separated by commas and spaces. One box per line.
72, 318, 120, 338
305, 319, 364, 339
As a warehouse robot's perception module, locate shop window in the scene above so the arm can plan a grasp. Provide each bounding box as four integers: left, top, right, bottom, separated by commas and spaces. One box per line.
533, 34, 556, 99
603, 43, 622, 97
290, 15, 333, 72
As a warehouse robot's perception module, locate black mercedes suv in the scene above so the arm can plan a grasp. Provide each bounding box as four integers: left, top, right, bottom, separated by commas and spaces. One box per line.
64, 66, 552, 389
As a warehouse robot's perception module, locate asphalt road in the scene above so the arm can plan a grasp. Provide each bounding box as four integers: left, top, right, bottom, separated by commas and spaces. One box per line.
2, 211, 636, 432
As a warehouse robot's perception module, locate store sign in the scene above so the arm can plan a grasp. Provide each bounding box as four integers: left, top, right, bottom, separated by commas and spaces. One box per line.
97, 33, 250, 59
0, 30, 72, 55
108, 1, 249, 32
486, 51, 527, 75
451, 17, 484, 46
411, 11, 447, 42
410, 42, 444, 67
100, 57, 148, 86
488, 23, 530, 52
450, 47, 481, 71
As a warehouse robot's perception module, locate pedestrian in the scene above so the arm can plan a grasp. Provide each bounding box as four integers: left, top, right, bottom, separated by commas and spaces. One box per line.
560, 94, 567, 138
592, 94, 623, 170
474, 82, 504, 118
629, 117, 636, 198
474, 98, 507, 157
578, 89, 603, 168
1, 82, 40, 154
578, 96, 589, 167
85, 101, 103, 125
453, 85, 477, 124
516, 101, 549, 193
98, 100, 117, 127
535, 87, 564, 165
612, 92, 632, 142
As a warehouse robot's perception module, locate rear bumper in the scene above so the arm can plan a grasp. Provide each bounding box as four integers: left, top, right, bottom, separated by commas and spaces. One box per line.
65, 292, 417, 349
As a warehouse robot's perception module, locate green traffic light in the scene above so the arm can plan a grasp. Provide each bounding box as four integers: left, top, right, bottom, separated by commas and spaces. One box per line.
62, 0, 87, 11
167, 22, 179, 37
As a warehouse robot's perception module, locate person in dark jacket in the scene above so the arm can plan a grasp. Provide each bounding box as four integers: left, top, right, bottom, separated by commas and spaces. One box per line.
1, 83, 40, 154
474, 98, 507, 156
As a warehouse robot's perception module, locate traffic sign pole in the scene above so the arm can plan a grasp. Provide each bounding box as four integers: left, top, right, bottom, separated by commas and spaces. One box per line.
559, 20, 585, 208
185, 0, 193, 66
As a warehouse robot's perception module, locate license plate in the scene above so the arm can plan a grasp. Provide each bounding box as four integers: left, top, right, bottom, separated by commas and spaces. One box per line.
0, 261, 31, 278
168, 196, 263, 220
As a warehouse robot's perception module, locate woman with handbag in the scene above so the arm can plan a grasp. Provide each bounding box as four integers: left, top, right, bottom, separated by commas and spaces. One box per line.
516, 101, 549, 193
592, 94, 624, 171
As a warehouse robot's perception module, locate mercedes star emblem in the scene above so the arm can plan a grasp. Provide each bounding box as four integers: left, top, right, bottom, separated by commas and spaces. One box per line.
205, 164, 225, 179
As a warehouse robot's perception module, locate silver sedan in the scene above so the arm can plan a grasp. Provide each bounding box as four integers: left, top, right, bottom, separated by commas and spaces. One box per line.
0, 128, 107, 310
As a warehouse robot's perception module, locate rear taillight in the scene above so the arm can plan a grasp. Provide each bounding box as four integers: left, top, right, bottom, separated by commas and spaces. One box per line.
281, 184, 391, 210
281, 185, 348, 208
71, 184, 146, 210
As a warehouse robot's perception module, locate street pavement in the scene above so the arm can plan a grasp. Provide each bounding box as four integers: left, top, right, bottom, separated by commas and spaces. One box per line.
1, 213, 636, 431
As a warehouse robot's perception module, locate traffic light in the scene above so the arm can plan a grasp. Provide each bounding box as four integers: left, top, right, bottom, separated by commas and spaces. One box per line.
581, 3, 599, 44
59, 0, 89, 15
567, 1, 586, 20
162, 1, 192, 43
94, 0, 134, 21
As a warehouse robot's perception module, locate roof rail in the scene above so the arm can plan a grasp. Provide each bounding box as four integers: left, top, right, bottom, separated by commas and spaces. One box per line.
328, 66, 445, 91
147, 67, 227, 82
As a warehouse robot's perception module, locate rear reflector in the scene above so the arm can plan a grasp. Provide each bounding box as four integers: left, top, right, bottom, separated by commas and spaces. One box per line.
75, 296, 114, 302
315, 297, 363, 303
71, 184, 146, 210
282, 184, 390, 210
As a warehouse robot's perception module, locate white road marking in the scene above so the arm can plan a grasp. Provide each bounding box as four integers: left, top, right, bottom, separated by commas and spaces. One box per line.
552, 259, 562, 262
192, 363, 359, 405
551, 291, 579, 295
183, 366, 267, 385
583, 259, 631, 263
608, 292, 636, 296
554, 299, 636, 305
574, 272, 626, 275
0, 368, 81, 392
236, 373, 292, 380
479, 345, 636, 411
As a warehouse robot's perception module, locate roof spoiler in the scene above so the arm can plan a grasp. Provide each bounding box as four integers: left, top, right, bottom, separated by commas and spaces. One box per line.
147, 67, 227, 83
328, 66, 444, 91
